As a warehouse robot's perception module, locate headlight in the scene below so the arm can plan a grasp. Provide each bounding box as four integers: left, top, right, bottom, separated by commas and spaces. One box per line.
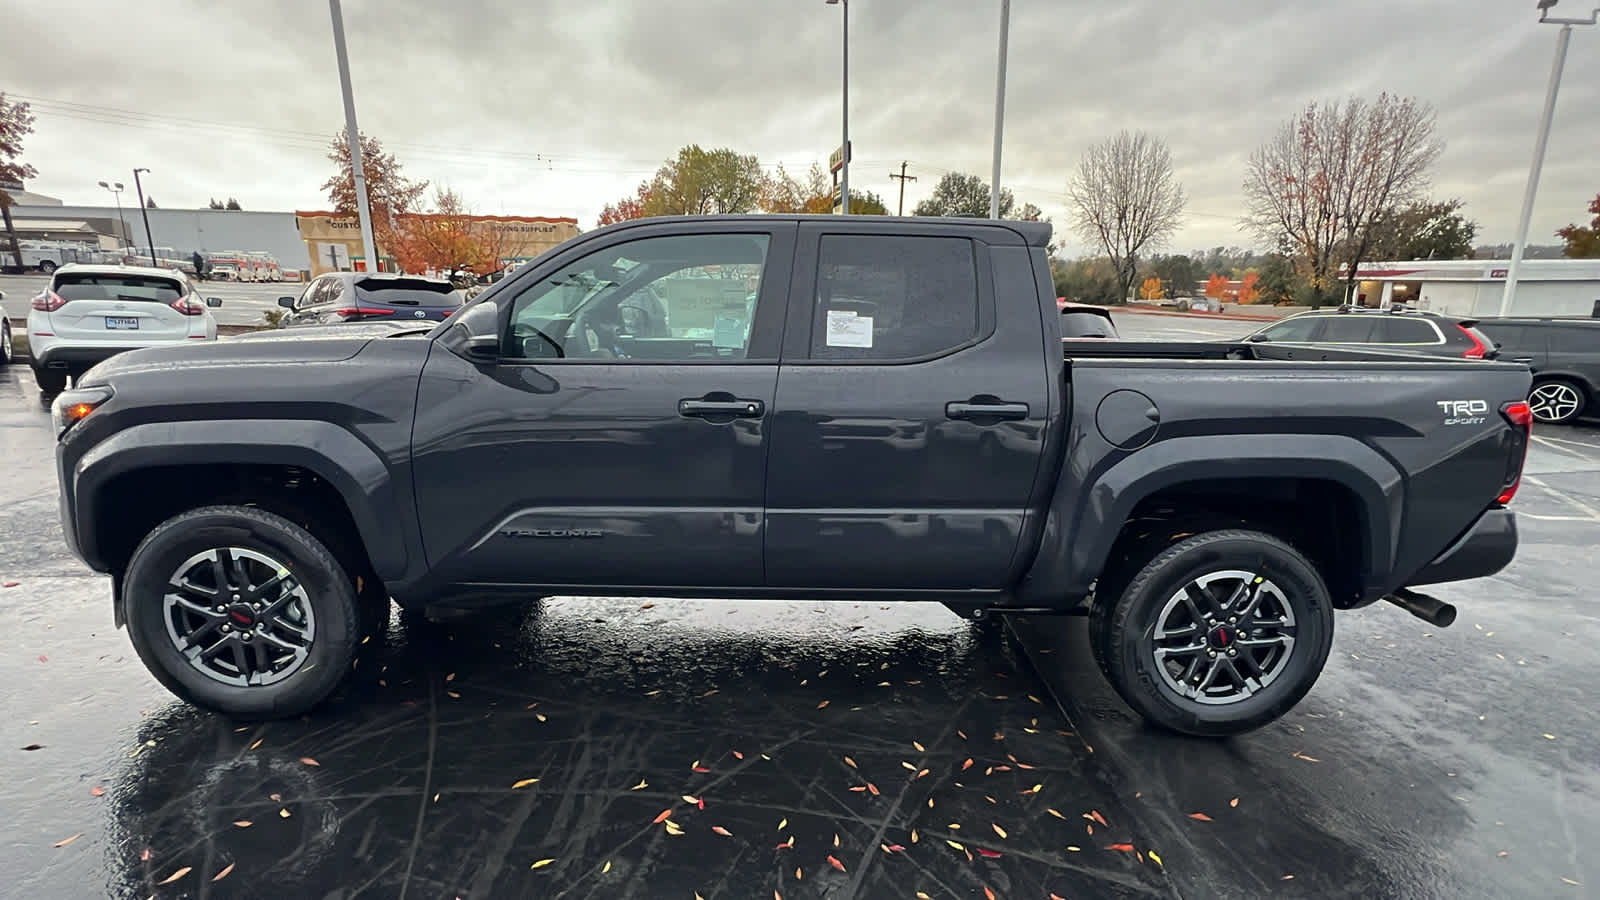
51, 386, 114, 437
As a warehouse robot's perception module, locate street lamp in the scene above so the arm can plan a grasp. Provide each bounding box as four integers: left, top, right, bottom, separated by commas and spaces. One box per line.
825, 0, 849, 214
131, 167, 157, 267
1497, 0, 1597, 316
97, 180, 129, 249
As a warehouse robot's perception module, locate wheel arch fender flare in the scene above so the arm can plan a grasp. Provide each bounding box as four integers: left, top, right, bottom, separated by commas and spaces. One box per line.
1019, 433, 1403, 602
70, 419, 410, 582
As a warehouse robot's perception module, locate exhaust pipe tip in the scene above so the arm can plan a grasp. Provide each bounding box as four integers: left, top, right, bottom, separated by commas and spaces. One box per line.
1384, 588, 1457, 628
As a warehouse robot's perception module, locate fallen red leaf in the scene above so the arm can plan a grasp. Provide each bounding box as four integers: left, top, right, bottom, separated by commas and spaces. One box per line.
1107, 843, 1135, 852
886, 844, 905, 852
817, 700, 830, 709
211, 862, 235, 882
867, 782, 880, 796
984, 886, 997, 900
732, 751, 744, 760
692, 766, 711, 773
849, 786, 867, 792
90, 786, 105, 797
652, 809, 673, 824
140, 848, 152, 861
712, 826, 733, 836
299, 757, 320, 767
697, 797, 706, 810
2, 581, 19, 588
961, 758, 974, 771
1089, 810, 1108, 827
827, 855, 846, 872
157, 867, 192, 885
1188, 812, 1213, 822
977, 848, 1003, 859
37, 655, 47, 663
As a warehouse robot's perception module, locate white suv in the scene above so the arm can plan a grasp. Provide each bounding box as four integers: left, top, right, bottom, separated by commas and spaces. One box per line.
27, 264, 222, 396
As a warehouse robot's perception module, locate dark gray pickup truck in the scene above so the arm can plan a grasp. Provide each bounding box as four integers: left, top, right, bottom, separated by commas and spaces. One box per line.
52, 216, 1534, 736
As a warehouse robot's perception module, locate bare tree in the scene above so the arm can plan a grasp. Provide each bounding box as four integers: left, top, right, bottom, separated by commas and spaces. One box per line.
1068, 131, 1186, 304
1243, 94, 1442, 303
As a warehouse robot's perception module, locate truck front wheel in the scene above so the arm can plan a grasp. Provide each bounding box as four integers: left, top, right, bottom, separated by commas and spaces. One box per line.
121, 505, 360, 719
1098, 529, 1334, 737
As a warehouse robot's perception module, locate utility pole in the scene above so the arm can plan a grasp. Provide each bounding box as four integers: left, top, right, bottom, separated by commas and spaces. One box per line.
329, 0, 379, 273
132, 167, 157, 266
889, 162, 917, 216
989, 0, 1011, 219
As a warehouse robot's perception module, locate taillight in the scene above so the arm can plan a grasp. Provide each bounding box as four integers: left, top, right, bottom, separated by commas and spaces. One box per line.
332, 307, 395, 318
1459, 324, 1487, 359
169, 297, 207, 316
31, 290, 66, 312
1496, 400, 1533, 505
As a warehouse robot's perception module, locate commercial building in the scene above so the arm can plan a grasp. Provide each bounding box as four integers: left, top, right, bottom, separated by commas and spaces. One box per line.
1352, 259, 1600, 318
4, 202, 305, 264
294, 211, 580, 276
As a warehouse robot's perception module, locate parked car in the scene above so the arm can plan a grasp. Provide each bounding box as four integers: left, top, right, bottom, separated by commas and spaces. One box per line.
27, 264, 221, 396
276, 272, 464, 327
1473, 317, 1600, 424
1059, 302, 1119, 339
51, 216, 1531, 737
1242, 306, 1498, 360
1, 292, 12, 367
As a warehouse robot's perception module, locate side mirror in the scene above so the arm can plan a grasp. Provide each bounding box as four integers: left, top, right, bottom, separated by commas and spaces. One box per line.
205, 297, 223, 308
463, 334, 500, 362
277, 296, 296, 309
1247, 333, 1270, 343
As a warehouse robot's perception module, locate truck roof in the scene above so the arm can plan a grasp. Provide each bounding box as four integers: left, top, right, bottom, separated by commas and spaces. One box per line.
592, 214, 1054, 248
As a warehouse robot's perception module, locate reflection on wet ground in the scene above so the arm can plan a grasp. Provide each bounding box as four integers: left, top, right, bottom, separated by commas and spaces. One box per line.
6, 592, 1165, 899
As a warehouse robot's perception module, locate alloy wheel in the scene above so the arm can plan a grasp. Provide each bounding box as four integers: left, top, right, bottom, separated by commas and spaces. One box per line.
1149, 569, 1297, 705
1, 322, 11, 361
1529, 382, 1581, 423
162, 547, 316, 686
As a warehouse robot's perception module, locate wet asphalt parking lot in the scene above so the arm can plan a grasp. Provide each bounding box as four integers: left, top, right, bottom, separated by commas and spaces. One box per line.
1, 308, 1596, 899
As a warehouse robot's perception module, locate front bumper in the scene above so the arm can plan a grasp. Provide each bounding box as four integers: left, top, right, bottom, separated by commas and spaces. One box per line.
1407, 508, 1518, 587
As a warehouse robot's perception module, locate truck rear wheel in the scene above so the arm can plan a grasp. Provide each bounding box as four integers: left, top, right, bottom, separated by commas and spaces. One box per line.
121, 505, 360, 719
1097, 529, 1334, 737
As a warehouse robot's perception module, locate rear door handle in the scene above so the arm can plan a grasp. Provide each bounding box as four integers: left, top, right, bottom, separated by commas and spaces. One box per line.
1509, 357, 1534, 364
679, 397, 765, 419
946, 399, 1030, 421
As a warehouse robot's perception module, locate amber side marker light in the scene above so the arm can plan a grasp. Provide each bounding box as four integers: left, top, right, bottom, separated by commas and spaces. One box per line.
50, 387, 114, 437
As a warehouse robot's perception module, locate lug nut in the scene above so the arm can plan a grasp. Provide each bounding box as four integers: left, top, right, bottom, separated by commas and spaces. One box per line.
214, 606, 224, 613
1207, 649, 1217, 657
221, 624, 231, 632
1227, 649, 1237, 657
1228, 616, 1237, 624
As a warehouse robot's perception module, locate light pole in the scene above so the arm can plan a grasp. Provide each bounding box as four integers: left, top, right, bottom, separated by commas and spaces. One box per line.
330, 0, 380, 270
1498, 0, 1597, 316
131, 167, 157, 267
826, 0, 848, 214
990, 0, 1011, 219
97, 180, 129, 249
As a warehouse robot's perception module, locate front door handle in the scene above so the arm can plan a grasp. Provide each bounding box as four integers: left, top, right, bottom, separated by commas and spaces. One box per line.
680, 396, 765, 419
1508, 357, 1535, 364
946, 398, 1030, 421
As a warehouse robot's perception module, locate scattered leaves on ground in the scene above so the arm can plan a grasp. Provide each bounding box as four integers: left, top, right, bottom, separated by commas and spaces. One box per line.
652, 809, 673, 824
53, 834, 82, 848
512, 778, 539, 790
1188, 812, 1213, 822
157, 867, 192, 885
867, 782, 880, 796
977, 848, 1003, 859
1107, 843, 1135, 853
530, 858, 555, 869
1021, 784, 1042, 795
665, 821, 684, 836
692, 765, 710, 773
1149, 850, 1163, 867
212, 862, 235, 882
946, 840, 965, 851
1088, 810, 1108, 827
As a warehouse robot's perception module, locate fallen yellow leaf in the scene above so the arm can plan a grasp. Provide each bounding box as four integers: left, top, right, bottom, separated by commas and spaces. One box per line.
1047, 808, 1065, 819
682, 795, 700, 805
913, 740, 925, 752
279, 808, 290, 818
1230, 797, 1239, 808
993, 823, 1007, 838
535, 714, 547, 722
630, 779, 648, 790
603, 860, 612, 873
817, 700, 830, 709
911, 828, 919, 843
446, 691, 461, 699
777, 817, 788, 831
512, 778, 539, 789
946, 840, 965, 850
53, 833, 82, 848
1150, 850, 1163, 867
530, 858, 555, 869
212, 862, 235, 882
1561, 878, 1581, 886
232, 820, 252, 828
248, 738, 263, 750
1544, 734, 1557, 740
157, 867, 192, 885
844, 755, 856, 768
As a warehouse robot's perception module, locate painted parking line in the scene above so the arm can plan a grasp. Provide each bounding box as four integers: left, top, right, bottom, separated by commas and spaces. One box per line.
1519, 475, 1600, 523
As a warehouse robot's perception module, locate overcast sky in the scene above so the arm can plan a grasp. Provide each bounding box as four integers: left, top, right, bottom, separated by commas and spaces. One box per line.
3, 0, 1596, 257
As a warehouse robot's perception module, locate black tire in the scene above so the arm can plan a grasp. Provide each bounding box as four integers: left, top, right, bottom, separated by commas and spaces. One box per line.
0, 318, 12, 368
38, 260, 57, 274
33, 366, 68, 397
1098, 529, 1334, 737
1528, 378, 1586, 425
122, 505, 360, 719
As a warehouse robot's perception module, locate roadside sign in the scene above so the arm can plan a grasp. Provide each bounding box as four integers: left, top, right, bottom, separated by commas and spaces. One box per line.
828, 142, 852, 174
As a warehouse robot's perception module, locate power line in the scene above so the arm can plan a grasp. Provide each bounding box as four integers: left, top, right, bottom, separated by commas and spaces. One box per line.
889, 161, 917, 215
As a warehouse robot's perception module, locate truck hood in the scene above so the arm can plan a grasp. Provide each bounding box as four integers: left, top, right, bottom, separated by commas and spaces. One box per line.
79, 325, 429, 384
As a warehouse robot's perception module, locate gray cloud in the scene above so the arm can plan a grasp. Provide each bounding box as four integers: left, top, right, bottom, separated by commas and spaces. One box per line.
3, 0, 1595, 256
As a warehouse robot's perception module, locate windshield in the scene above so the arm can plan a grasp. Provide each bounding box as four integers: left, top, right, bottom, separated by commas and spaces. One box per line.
355, 281, 462, 306
53, 273, 183, 303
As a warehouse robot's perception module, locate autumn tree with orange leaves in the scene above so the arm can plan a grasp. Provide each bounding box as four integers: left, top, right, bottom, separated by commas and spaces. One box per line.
1203, 273, 1231, 301
1139, 276, 1165, 301
387, 188, 514, 275
1236, 271, 1261, 304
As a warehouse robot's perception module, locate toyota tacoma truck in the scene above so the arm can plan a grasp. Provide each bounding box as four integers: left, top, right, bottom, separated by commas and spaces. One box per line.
51, 216, 1532, 736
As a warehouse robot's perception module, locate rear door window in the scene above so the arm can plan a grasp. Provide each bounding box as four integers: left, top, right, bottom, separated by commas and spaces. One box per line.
53, 273, 183, 304
1548, 327, 1598, 355
810, 234, 981, 361
1320, 317, 1378, 343
1257, 316, 1322, 342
